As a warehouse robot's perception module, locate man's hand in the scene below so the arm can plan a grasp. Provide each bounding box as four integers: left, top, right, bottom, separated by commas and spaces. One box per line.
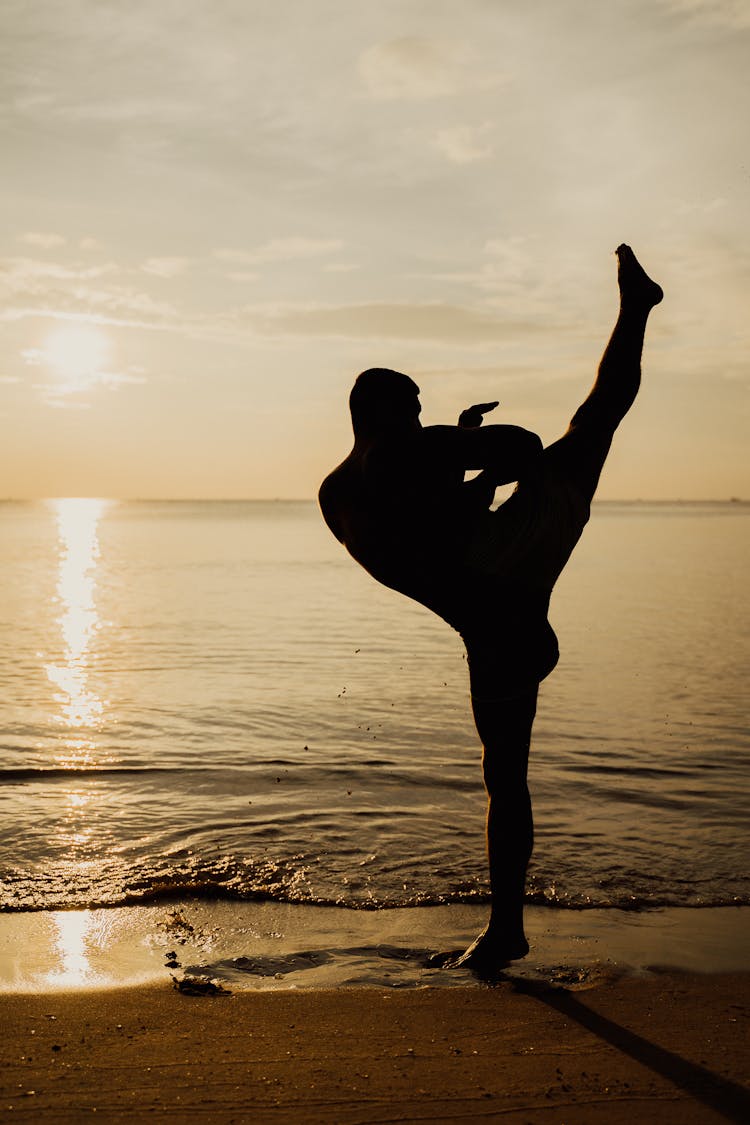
458, 401, 499, 428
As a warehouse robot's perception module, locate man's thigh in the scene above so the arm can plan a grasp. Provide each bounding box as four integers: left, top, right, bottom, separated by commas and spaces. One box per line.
487, 466, 590, 592
541, 412, 616, 505
463, 611, 559, 702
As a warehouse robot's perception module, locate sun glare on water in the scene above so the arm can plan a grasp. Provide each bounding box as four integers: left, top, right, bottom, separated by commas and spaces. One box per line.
45, 498, 111, 762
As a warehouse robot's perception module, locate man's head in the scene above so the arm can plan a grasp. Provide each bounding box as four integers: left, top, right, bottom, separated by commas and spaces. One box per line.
349, 368, 421, 437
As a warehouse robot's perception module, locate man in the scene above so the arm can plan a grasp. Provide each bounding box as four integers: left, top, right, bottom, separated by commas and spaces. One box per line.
319, 245, 663, 972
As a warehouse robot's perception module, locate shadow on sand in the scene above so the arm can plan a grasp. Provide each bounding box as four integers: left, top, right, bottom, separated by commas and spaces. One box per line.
513, 977, 750, 1125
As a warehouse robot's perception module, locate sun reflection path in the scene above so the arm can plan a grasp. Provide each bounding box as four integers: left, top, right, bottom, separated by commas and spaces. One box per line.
45, 498, 110, 764
42, 910, 116, 988
45, 911, 95, 987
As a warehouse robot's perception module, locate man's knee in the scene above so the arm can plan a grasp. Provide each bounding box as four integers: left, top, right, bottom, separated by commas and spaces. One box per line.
481, 746, 530, 794
472, 690, 538, 742
542, 421, 612, 507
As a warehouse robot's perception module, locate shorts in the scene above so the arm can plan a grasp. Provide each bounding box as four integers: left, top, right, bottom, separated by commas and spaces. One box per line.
457, 473, 590, 700
464, 473, 591, 592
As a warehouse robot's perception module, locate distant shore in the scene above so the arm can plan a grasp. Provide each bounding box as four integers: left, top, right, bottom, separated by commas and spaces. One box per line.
0, 496, 747, 505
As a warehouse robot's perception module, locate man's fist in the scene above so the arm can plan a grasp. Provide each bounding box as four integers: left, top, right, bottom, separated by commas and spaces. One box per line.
458, 401, 499, 428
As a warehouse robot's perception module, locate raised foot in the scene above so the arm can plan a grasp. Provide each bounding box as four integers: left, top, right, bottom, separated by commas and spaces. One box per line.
426, 930, 529, 979
616, 244, 663, 310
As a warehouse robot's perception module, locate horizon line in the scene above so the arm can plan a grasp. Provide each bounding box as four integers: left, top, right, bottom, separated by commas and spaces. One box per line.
0, 496, 746, 505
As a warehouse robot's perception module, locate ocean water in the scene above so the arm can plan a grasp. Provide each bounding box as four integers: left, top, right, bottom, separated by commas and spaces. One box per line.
0, 498, 748, 916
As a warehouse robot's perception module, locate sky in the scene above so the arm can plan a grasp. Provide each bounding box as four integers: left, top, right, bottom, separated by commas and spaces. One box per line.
1, 0, 748, 500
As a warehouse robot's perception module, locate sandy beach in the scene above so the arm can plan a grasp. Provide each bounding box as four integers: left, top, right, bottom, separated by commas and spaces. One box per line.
1, 904, 749, 1122
2, 971, 748, 1123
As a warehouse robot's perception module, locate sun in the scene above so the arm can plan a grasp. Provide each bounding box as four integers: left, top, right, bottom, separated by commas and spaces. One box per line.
41, 322, 112, 387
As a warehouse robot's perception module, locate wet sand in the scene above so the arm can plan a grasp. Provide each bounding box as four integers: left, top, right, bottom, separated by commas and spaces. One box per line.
1, 905, 749, 1121
2, 902, 750, 992
2, 972, 749, 1123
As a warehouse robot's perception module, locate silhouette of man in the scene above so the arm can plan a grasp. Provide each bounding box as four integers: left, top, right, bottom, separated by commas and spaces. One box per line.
319, 245, 663, 972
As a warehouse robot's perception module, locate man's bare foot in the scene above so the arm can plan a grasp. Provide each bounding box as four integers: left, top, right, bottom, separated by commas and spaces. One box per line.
426, 928, 529, 978
616, 244, 663, 311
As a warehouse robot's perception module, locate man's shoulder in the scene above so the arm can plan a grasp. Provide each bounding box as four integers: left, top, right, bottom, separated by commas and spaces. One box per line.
318, 461, 344, 515
319, 454, 356, 502
318, 454, 364, 541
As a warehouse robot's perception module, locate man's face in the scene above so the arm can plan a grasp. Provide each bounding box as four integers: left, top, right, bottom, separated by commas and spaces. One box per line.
401, 385, 421, 425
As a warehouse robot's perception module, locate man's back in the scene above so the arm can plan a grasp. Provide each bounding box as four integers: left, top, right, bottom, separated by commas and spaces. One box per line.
320, 420, 546, 640
319, 428, 467, 604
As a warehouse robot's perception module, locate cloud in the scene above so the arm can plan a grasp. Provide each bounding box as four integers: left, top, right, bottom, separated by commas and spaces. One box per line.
1, 257, 116, 287
0, 242, 580, 359
18, 232, 67, 249
358, 37, 504, 101
420, 235, 548, 297
215, 238, 343, 266
483, 236, 539, 276
225, 271, 260, 284
141, 257, 190, 278
43, 96, 201, 125
432, 122, 494, 164
658, 0, 750, 28
240, 299, 555, 345
0, 255, 183, 332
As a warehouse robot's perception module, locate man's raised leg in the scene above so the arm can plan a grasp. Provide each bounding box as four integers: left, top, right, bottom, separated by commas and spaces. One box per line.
545, 244, 663, 502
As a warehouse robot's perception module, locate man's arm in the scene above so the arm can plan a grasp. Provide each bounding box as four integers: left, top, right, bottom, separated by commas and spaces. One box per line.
423, 423, 543, 485
457, 401, 502, 508
461, 469, 497, 511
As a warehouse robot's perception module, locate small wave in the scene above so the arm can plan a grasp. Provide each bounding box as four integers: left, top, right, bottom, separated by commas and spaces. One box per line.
569, 763, 698, 780
2, 859, 748, 915
0, 766, 179, 782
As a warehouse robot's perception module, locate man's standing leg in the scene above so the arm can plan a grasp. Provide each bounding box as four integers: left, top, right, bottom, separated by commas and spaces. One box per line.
435, 688, 538, 973
475, 690, 538, 964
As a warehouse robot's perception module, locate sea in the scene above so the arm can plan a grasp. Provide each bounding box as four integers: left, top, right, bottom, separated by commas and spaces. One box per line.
1, 498, 748, 925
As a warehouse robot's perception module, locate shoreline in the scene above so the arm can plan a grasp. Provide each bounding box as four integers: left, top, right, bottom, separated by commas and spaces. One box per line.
1, 903, 748, 1120
1, 900, 749, 994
